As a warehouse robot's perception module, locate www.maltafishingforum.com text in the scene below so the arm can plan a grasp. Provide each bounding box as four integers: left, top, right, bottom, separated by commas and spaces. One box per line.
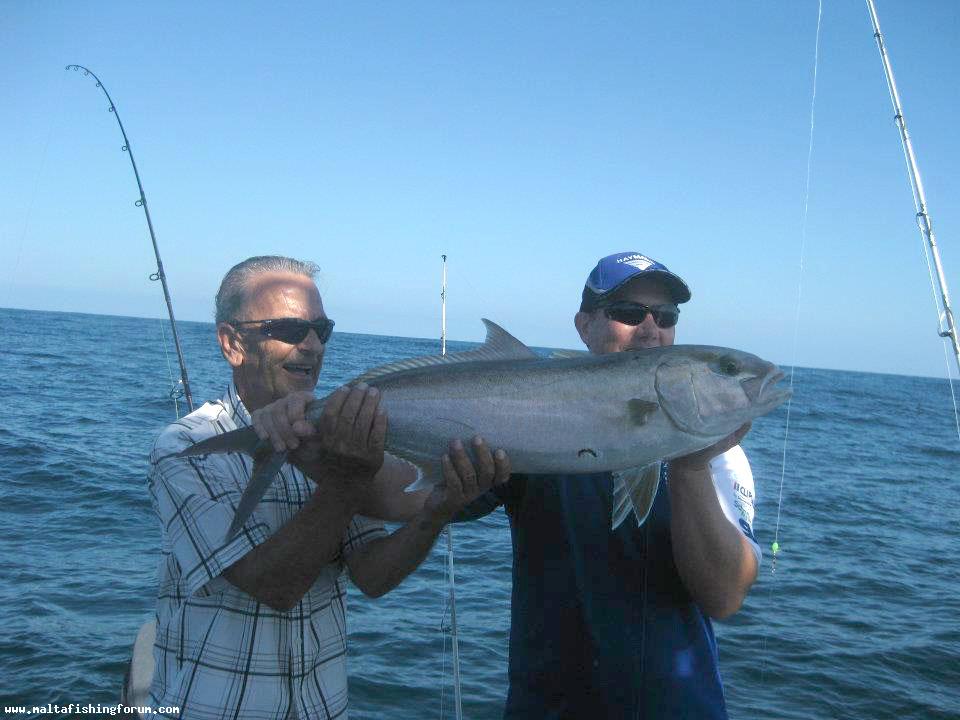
4, 704, 181, 716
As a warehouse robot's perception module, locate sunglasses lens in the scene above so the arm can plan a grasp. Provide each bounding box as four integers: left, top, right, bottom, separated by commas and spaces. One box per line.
317, 320, 333, 343
604, 304, 678, 328
606, 308, 649, 326
655, 309, 679, 328
264, 320, 310, 344
261, 318, 334, 344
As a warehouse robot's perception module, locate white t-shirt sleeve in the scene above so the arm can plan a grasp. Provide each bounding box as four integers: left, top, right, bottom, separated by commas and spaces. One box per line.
709, 444, 762, 565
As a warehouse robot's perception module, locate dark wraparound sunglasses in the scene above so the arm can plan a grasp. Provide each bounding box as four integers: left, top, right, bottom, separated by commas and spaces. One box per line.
231, 317, 335, 344
598, 301, 679, 329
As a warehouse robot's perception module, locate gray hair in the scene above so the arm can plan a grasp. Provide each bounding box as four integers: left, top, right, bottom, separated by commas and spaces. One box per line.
215, 255, 321, 324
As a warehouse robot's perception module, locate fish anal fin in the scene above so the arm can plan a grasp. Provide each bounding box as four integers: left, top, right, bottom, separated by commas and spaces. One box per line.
611, 462, 662, 530
627, 399, 660, 426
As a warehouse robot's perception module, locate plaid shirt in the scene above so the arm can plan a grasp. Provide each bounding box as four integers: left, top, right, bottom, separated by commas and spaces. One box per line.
147, 385, 387, 719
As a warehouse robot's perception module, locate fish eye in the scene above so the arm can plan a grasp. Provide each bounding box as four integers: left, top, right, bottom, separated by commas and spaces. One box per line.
711, 357, 742, 377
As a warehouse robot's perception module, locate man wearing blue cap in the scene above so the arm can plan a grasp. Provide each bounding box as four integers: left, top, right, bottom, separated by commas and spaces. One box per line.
461, 251, 761, 718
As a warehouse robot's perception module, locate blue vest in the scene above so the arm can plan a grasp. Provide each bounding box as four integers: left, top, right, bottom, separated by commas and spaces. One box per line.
497, 468, 728, 719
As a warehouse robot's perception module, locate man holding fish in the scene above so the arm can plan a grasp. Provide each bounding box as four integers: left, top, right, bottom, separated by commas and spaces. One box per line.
144, 255, 510, 719
459, 251, 765, 718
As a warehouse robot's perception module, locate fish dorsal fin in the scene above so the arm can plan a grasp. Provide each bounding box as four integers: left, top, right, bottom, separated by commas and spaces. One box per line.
351, 318, 537, 384
550, 349, 588, 359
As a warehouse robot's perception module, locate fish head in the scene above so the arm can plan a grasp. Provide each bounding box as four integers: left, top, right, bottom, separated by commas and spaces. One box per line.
654, 346, 790, 437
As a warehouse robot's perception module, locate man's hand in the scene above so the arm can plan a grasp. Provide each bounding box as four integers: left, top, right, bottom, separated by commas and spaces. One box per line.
423, 436, 511, 526
671, 422, 751, 473
252, 384, 387, 483
251, 390, 316, 451
294, 384, 387, 483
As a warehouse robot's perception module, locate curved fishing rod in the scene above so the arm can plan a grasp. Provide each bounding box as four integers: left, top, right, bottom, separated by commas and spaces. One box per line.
66, 64, 195, 414
865, 3, 960, 378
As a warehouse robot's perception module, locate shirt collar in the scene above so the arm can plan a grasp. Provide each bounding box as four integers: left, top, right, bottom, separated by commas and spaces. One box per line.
223, 384, 252, 427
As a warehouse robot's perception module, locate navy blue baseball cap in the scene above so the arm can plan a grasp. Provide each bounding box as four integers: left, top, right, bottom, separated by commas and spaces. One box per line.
580, 251, 691, 311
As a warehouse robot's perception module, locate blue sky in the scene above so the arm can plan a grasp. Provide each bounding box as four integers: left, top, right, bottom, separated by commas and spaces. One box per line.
2, 1, 959, 378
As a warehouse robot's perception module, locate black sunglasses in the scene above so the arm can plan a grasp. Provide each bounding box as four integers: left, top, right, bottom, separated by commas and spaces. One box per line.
231, 317, 335, 344
598, 301, 679, 329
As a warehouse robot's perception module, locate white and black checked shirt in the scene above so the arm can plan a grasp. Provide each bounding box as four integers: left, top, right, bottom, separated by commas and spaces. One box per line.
147, 385, 387, 719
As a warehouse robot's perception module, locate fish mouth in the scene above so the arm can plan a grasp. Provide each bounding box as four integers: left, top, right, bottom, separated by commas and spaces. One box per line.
741, 367, 791, 409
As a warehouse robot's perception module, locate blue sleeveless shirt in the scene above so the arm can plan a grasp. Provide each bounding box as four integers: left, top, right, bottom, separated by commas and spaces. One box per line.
471, 467, 729, 719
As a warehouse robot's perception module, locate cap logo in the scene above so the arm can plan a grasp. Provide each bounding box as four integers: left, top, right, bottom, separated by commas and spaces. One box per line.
617, 254, 654, 271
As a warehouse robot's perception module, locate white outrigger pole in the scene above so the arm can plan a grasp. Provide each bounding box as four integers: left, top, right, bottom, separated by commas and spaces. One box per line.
440, 254, 464, 720
866, 1, 960, 376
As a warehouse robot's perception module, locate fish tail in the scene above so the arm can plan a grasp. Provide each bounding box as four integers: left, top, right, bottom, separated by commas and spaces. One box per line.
226, 446, 288, 541
176, 426, 287, 540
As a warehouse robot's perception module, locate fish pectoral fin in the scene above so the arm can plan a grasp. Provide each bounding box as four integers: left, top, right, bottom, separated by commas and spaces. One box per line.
627, 399, 660, 425
385, 448, 444, 493
226, 444, 287, 541
401, 462, 444, 493
611, 462, 662, 530
178, 426, 260, 457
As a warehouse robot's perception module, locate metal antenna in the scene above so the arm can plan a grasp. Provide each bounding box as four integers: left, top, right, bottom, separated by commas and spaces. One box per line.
66, 65, 194, 413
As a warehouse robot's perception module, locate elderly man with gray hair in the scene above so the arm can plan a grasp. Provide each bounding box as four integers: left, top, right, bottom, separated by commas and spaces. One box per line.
142, 255, 509, 719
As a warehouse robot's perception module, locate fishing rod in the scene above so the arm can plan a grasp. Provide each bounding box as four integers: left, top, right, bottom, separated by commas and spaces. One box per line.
439, 254, 464, 720
66, 64, 195, 414
865, 2, 960, 377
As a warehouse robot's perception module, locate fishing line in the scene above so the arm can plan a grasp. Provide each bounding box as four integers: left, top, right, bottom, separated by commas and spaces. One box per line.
760, 0, 823, 682
156, 317, 181, 418
438, 595, 450, 718
772, 0, 822, 569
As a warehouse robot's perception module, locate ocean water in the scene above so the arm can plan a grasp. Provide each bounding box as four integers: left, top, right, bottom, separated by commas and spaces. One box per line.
0, 306, 958, 720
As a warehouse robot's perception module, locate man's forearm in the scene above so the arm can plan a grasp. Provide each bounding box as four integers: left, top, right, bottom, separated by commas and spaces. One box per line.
667, 464, 758, 619
224, 480, 360, 611
347, 511, 447, 598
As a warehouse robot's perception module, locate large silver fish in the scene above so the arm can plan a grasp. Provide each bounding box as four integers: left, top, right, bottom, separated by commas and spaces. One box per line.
180, 320, 789, 539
